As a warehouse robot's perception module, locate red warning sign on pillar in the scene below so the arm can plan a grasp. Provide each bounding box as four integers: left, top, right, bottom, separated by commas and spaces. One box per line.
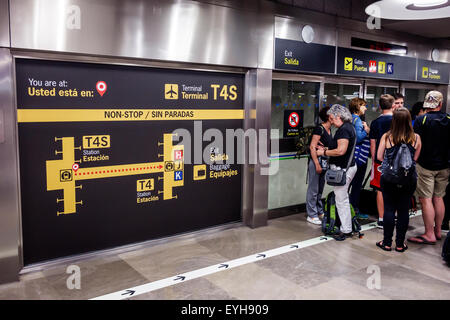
284, 110, 303, 137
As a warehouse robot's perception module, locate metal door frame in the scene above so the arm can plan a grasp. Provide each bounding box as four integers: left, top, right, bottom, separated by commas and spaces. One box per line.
364, 79, 400, 88
363, 79, 401, 105
400, 81, 439, 92
272, 72, 365, 114
272, 73, 326, 129
272, 72, 325, 82
364, 79, 400, 97
400, 82, 443, 111
322, 76, 365, 108
272, 72, 324, 112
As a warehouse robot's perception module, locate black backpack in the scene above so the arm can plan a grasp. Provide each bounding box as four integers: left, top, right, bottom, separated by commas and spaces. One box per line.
322, 192, 363, 237
443, 233, 450, 266
381, 143, 416, 186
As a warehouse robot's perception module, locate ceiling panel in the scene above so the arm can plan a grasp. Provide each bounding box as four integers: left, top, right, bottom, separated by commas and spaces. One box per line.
269, 0, 450, 39
382, 18, 450, 40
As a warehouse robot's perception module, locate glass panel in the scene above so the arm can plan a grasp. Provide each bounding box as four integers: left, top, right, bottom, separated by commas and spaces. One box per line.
269, 80, 320, 210
323, 83, 360, 108
404, 88, 436, 110
365, 86, 397, 125
271, 80, 320, 142
323, 83, 361, 135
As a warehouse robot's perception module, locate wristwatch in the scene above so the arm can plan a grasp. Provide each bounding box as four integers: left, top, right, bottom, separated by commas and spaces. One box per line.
324, 149, 327, 156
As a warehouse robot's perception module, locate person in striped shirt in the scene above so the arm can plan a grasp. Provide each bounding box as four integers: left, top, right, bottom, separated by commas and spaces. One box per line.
349, 98, 371, 220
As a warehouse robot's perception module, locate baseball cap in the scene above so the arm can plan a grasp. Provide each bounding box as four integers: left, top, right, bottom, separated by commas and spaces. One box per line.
423, 91, 443, 109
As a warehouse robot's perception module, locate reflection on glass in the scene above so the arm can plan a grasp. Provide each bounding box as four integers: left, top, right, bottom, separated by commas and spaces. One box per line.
322, 83, 361, 135
365, 86, 397, 125
405, 88, 435, 110
271, 80, 320, 140
323, 84, 360, 108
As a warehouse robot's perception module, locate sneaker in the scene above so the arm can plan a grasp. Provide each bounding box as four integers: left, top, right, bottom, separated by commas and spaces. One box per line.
356, 212, 369, 219
377, 220, 384, 229
334, 232, 352, 241
307, 216, 322, 225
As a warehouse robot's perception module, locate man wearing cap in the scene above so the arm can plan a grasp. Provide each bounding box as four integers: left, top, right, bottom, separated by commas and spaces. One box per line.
408, 91, 450, 245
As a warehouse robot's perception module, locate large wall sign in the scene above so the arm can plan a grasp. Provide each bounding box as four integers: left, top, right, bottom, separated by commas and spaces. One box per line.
337, 47, 416, 81
16, 59, 244, 264
417, 59, 450, 84
274, 38, 335, 74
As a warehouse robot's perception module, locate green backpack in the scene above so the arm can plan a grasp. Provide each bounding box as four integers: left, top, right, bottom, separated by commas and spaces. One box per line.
322, 191, 363, 237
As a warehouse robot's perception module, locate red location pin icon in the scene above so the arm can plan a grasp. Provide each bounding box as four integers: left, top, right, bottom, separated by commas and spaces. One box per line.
72, 163, 79, 172
96, 81, 107, 97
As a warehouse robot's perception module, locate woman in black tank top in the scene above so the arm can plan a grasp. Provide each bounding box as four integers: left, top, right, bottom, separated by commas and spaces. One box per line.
375, 107, 422, 253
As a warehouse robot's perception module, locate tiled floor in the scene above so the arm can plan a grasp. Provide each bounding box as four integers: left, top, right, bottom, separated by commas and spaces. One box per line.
0, 212, 448, 300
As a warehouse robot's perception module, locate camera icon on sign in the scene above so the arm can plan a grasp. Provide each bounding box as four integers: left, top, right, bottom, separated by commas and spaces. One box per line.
60, 169, 73, 182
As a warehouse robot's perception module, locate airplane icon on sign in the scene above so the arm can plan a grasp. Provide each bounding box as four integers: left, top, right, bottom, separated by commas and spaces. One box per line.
165, 84, 179, 99
166, 86, 177, 98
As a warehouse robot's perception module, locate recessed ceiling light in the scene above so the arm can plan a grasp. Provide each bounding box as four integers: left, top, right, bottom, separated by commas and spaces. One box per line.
301, 25, 315, 43
366, 0, 450, 20
432, 48, 440, 61
412, 0, 447, 7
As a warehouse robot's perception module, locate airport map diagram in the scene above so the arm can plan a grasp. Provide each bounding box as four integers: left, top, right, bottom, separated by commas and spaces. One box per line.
17, 58, 243, 264
46, 133, 186, 215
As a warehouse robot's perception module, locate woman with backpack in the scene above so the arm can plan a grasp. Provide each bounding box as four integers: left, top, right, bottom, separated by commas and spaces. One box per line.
306, 107, 332, 225
376, 107, 422, 252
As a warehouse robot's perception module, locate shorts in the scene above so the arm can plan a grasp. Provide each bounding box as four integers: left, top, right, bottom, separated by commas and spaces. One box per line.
370, 161, 382, 191
416, 164, 450, 199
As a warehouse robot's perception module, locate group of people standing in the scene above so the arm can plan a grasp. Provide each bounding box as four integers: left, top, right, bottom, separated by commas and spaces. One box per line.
306, 90, 450, 252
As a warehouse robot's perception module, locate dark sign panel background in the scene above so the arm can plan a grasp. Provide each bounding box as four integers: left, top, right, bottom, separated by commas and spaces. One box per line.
337, 47, 417, 81
274, 38, 335, 74
417, 59, 450, 84
16, 59, 243, 264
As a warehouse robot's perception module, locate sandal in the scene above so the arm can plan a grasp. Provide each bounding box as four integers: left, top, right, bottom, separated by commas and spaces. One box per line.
407, 236, 436, 245
376, 241, 392, 251
395, 244, 408, 253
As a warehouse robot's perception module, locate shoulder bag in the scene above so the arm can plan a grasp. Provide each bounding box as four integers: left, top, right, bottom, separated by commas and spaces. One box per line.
325, 127, 356, 186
